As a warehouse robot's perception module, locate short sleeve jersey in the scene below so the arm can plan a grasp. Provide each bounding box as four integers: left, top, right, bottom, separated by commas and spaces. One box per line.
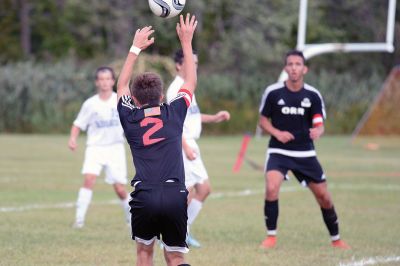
166, 76, 202, 140
117, 89, 192, 185
259, 82, 326, 157
73, 92, 124, 146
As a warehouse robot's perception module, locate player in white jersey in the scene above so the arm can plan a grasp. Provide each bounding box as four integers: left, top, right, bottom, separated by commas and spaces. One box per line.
68, 66, 130, 228
166, 49, 230, 247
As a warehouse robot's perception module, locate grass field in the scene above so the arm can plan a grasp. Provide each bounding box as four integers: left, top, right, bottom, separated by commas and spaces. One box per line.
1, 134, 399, 266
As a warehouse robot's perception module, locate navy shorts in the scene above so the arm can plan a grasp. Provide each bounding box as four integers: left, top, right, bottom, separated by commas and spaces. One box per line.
129, 181, 189, 252
266, 153, 326, 184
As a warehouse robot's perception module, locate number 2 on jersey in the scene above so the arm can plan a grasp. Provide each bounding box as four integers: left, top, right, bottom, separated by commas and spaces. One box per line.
140, 117, 165, 146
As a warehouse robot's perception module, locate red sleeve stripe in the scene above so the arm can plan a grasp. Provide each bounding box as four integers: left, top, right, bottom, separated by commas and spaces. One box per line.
182, 97, 190, 107
312, 114, 324, 126
178, 88, 192, 107
178, 88, 192, 101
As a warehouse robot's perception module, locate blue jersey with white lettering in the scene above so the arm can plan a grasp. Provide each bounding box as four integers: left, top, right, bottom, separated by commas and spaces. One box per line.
259, 82, 326, 157
117, 89, 192, 185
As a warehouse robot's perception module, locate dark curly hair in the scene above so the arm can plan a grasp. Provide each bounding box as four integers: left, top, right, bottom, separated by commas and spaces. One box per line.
130, 72, 163, 105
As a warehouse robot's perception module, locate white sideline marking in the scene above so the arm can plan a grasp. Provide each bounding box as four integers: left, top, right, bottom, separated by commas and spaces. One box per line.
1, 183, 399, 213
0, 200, 119, 213
338, 256, 400, 266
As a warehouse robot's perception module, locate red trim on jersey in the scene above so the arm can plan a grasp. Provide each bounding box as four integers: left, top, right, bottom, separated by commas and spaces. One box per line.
178, 88, 193, 107
178, 88, 193, 100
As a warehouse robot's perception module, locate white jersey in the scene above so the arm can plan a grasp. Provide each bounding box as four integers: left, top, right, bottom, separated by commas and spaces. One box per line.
167, 76, 202, 140
73, 92, 124, 146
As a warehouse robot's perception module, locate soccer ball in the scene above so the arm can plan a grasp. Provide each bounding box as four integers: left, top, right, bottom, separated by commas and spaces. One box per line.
148, 0, 186, 19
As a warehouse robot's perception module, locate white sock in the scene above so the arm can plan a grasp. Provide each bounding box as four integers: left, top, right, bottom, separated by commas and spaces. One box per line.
187, 199, 203, 225
75, 187, 92, 224
121, 196, 131, 224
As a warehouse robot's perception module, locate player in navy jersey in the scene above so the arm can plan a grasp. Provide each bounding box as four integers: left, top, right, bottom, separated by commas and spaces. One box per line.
116, 14, 197, 266
258, 50, 350, 250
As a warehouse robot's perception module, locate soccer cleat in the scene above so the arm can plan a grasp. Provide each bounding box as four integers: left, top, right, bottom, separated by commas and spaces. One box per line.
331, 239, 351, 249
260, 236, 277, 249
72, 221, 84, 229
186, 234, 201, 248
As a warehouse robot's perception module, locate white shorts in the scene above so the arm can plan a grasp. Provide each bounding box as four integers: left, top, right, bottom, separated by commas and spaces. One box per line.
183, 140, 209, 188
82, 143, 128, 185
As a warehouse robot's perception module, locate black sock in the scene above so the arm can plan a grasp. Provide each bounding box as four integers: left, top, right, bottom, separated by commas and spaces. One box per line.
178, 264, 190, 266
321, 207, 339, 238
264, 200, 278, 232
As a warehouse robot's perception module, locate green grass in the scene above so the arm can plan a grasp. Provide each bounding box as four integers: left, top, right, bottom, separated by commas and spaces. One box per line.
1, 134, 400, 266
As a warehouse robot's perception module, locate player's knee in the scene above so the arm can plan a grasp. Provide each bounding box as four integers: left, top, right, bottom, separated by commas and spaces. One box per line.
196, 183, 211, 200
165, 252, 185, 266
137, 246, 154, 259
266, 183, 280, 199
202, 185, 211, 198
83, 175, 96, 188
316, 193, 332, 208
114, 184, 127, 197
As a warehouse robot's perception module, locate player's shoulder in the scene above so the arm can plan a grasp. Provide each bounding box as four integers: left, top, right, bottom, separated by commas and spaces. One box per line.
82, 94, 99, 107
262, 82, 285, 97
119, 95, 136, 110
303, 83, 323, 98
166, 76, 185, 101
169, 76, 184, 89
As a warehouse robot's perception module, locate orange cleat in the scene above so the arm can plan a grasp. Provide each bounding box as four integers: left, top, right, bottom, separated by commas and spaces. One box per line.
260, 236, 277, 249
331, 239, 351, 250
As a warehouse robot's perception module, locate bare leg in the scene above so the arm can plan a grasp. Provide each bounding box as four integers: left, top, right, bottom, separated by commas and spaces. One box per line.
193, 179, 211, 202
163, 250, 185, 266
308, 181, 333, 209
265, 170, 284, 201
136, 242, 155, 266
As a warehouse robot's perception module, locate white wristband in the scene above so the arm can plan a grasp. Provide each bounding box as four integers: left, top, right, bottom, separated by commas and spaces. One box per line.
129, 45, 141, 55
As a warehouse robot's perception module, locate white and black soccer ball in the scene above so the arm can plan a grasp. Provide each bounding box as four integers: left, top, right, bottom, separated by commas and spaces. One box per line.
148, 0, 186, 19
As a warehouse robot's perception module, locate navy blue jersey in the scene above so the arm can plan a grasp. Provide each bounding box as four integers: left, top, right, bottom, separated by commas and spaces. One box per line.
117, 89, 192, 185
259, 82, 326, 157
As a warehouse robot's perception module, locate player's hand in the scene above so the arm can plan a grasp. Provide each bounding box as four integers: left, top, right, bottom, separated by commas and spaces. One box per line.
68, 138, 77, 151
309, 126, 324, 141
176, 13, 198, 44
184, 145, 197, 161
132, 26, 155, 50
275, 131, 295, 144
215, 111, 230, 122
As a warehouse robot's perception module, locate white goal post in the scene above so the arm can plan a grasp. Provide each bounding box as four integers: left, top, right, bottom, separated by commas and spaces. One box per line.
277, 0, 397, 82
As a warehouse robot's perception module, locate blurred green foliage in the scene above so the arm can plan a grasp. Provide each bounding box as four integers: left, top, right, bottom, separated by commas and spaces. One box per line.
0, 0, 398, 134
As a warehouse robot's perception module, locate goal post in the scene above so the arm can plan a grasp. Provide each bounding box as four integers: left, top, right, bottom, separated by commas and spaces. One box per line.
277, 0, 397, 82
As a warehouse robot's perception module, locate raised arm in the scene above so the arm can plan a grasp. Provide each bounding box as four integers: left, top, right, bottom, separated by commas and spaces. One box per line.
176, 14, 198, 95
117, 26, 155, 101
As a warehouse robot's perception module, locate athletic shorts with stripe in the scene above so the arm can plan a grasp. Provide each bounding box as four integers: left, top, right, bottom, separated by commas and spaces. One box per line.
266, 153, 326, 185
130, 181, 189, 253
